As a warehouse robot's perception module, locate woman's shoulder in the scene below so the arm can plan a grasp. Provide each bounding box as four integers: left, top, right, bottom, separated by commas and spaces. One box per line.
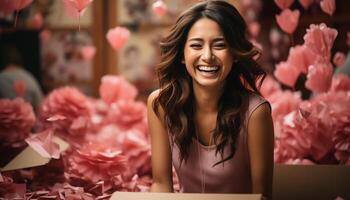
147, 89, 166, 121
246, 92, 271, 119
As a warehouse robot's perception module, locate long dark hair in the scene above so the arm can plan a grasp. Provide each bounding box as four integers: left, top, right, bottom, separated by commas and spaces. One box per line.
153, 0, 266, 166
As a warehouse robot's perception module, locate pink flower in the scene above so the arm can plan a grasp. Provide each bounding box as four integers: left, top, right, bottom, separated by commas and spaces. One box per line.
259, 75, 282, 99
269, 90, 302, 121
303, 23, 338, 61
66, 142, 127, 184
80, 45, 96, 60
305, 62, 333, 93
287, 45, 317, 74
274, 61, 300, 87
320, 0, 335, 16
99, 75, 138, 105
298, 0, 314, 9
106, 26, 130, 51
152, 0, 168, 17
39, 87, 91, 145
330, 74, 350, 92
0, 98, 35, 146
105, 100, 147, 132
274, 0, 294, 9
333, 52, 345, 67
276, 9, 300, 34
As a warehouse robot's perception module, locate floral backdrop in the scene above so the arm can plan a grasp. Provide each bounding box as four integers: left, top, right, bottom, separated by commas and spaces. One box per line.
1, 0, 350, 199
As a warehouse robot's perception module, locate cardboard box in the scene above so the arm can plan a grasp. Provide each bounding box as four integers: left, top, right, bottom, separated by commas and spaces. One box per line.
273, 164, 350, 200
111, 192, 262, 200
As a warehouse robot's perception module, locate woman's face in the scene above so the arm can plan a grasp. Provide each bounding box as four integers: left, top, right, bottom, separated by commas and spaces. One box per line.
183, 17, 234, 89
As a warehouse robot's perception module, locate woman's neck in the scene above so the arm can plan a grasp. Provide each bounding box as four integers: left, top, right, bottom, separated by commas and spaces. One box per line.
193, 83, 223, 113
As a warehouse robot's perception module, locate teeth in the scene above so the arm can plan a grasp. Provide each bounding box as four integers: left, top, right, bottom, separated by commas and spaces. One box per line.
198, 66, 219, 71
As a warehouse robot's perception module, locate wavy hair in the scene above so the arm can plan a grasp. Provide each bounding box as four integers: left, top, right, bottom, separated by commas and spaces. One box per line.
153, 0, 266, 166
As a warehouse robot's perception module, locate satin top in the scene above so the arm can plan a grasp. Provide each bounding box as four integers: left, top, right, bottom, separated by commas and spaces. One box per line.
169, 94, 268, 193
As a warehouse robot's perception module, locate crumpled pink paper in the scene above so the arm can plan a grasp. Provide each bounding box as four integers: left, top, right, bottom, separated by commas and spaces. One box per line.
25, 129, 60, 159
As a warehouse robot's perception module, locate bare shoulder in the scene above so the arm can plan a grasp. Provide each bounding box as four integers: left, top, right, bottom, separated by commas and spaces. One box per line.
147, 89, 165, 121
250, 102, 271, 122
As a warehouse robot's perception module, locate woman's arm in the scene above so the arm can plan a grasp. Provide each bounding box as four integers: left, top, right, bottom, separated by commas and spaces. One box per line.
147, 90, 174, 192
247, 102, 274, 199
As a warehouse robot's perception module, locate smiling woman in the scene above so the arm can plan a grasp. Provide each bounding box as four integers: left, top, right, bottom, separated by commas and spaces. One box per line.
147, 0, 274, 199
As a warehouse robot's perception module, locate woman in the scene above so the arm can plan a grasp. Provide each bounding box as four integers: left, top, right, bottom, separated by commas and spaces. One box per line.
147, 0, 274, 198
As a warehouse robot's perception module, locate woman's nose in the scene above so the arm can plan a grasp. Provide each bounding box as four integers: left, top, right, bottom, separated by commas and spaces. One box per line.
201, 46, 215, 62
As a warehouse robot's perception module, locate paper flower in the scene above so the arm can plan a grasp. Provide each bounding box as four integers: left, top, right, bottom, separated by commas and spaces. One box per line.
274, 61, 300, 87
305, 62, 333, 93
287, 45, 317, 74
303, 23, 338, 61
0, 98, 35, 146
320, 0, 335, 16
276, 9, 300, 34
330, 74, 350, 92
99, 75, 138, 105
39, 87, 91, 145
274, 0, 294, 9
106, 27, 130, 51
66, 142, 127, 184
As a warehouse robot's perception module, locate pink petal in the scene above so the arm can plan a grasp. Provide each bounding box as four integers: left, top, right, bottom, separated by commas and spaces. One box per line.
303, 23, 338, 60
274, 61, 300, 87
80, 46, 96, 60
332, 52, 345, 67
276, 9, 300, 34
274, 0, 295, 9
320, 0, 335, 16
106, 26, 130, 51
305, 62, 333, 93
152, 0, 168, 17
298, 0, 314, 9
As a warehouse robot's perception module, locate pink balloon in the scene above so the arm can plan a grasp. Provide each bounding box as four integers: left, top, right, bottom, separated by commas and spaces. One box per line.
152, 0, 168, 17
274, 0, 294, 9
63, 0, 93, 13
320, 0, 335, 16
276, 9, 300, 34
80, 46, 96, 60
106, 26, 130, 51
298, 0, 314, 9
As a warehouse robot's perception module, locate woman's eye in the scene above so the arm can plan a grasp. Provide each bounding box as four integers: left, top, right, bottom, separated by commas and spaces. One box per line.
190, 44, 202, 49
214, 43, 226, 49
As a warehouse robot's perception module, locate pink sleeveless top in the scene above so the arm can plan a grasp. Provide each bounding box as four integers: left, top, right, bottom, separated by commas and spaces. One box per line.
169, 94, 268, 193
